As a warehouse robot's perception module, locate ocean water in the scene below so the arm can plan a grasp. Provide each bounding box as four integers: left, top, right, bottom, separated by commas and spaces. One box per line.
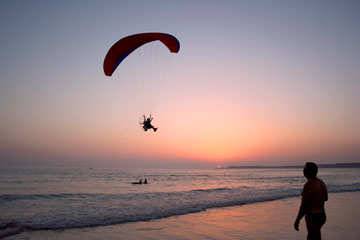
1, 167, 360, 232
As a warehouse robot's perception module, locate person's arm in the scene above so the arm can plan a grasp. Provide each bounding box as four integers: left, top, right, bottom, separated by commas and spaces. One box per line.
323, 181, 328, 201
294, 184, 309, 231
324, 188, 328, 201
294, 197, 307, 231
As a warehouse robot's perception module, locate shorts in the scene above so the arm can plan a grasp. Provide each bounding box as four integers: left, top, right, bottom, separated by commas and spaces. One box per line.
305, 212, 326, 228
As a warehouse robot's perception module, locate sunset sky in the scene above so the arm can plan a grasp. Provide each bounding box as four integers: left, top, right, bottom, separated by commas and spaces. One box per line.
1, 0, 359, 168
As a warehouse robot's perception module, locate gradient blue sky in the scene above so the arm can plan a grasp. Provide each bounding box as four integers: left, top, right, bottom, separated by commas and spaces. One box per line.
1, 0, 359, 168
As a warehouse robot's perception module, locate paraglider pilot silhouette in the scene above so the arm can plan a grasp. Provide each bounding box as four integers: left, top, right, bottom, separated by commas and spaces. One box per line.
140, 115, 157, 132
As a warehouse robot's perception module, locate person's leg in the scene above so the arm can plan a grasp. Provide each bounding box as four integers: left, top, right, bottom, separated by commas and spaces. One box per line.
148, 124, 157, 132
305, 215, 322, 240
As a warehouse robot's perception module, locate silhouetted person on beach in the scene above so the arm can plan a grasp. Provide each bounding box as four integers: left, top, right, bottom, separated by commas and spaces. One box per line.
294, 162, 328, 240
141, 115, 157, 132
144, 178, 148, 184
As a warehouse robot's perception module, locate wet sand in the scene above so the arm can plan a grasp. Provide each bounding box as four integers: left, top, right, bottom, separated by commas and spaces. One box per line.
5, 192, 360, 240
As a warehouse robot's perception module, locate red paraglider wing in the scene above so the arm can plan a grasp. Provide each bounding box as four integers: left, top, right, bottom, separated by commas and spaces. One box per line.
103, 32, 180, 76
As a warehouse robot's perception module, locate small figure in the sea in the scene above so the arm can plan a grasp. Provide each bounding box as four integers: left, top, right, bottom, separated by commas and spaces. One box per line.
144, 178, 148, 184
132, 179, 143, 184
140, 115, 157, 132
294, 162, 328, 240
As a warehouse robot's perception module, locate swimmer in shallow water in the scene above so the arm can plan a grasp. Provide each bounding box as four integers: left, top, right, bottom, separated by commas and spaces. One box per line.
132, 179, 143, 184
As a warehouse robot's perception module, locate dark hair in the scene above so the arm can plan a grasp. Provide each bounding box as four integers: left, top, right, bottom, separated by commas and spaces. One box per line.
304, 162, 318, 177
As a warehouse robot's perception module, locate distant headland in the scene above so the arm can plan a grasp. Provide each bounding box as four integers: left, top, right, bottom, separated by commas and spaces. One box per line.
223, 162, 360, 169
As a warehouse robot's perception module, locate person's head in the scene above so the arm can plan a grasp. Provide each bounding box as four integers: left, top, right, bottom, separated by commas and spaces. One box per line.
147, 118, 150, 121
303, 162, 318, 179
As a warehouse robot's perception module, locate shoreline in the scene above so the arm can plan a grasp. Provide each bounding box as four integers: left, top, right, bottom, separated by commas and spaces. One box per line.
225, 163, 360, 169
5, 191, 360, 240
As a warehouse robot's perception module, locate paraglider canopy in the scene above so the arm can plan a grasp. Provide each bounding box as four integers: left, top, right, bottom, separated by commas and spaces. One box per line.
103, 32, 180, 76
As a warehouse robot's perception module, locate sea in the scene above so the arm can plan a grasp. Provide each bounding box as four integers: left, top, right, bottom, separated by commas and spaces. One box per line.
1, 167, 360, 234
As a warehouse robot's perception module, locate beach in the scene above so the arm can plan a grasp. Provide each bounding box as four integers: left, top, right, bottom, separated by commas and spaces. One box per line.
5, 192, 360, 240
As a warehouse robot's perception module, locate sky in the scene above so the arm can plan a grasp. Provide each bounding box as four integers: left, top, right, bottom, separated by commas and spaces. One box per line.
1, 0, 359, 168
